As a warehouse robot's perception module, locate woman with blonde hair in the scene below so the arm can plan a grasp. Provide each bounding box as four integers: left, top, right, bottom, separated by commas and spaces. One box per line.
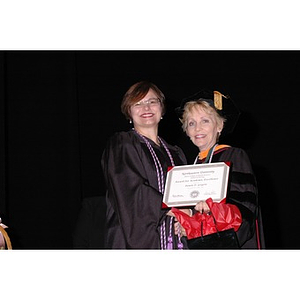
175, 89, 264, 249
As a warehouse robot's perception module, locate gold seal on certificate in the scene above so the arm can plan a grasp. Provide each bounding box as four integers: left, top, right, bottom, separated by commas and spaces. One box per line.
162, 162, 230, 208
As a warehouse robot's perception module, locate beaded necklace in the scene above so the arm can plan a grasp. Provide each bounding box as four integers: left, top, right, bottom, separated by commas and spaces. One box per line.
133, 129, 183, 250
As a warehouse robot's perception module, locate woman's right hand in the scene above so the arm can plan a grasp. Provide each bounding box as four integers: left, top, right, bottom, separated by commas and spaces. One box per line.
194, 200, 210, 214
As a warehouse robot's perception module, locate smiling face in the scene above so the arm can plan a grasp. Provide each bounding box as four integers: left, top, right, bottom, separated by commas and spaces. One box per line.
130, 89, 163, 132
184, 102, 224, 151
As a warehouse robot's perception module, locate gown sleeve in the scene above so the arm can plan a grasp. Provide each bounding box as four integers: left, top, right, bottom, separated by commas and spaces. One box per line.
101, 132, 165, 249
221, 147, 258, 247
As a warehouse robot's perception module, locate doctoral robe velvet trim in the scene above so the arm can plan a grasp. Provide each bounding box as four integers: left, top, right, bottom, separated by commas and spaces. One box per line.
196, 146, 259, 248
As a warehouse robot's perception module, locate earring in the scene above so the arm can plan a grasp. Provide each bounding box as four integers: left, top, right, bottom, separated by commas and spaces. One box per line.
129, 120, 132, 124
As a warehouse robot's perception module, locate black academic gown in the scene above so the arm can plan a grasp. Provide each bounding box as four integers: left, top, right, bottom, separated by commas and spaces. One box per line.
196, 146, 265, 249
101, 130, 187, 249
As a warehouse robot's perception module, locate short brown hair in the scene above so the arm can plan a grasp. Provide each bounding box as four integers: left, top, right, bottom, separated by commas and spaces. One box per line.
121, 81, 166, 120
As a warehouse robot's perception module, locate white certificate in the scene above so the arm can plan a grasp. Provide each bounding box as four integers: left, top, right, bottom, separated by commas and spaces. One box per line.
162, 162, 230, 208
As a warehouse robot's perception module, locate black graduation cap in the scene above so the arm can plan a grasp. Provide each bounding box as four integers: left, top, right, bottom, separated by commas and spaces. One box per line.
175, 89, 241, 135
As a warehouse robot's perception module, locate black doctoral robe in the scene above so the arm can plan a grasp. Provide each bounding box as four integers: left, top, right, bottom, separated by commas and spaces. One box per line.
101, 130, 187, 249
196, 146, 265, 249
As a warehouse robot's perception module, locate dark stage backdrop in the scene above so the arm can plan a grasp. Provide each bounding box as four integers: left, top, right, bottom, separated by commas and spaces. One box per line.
0, 50, 299, 249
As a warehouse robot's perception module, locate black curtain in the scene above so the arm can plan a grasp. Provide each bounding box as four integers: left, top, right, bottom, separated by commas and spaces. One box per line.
1, 51, 82, 248
0, 52, 7, 220
1, 50, 300, 249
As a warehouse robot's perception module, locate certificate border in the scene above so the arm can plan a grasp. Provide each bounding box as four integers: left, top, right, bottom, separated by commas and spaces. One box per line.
162, 162, 230, 208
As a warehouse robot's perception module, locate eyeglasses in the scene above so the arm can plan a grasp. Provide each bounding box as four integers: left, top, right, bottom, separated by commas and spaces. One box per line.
132, 98, 161, 108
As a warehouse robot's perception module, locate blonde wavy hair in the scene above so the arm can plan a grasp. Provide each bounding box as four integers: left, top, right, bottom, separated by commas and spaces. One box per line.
181, 100, 226, 133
